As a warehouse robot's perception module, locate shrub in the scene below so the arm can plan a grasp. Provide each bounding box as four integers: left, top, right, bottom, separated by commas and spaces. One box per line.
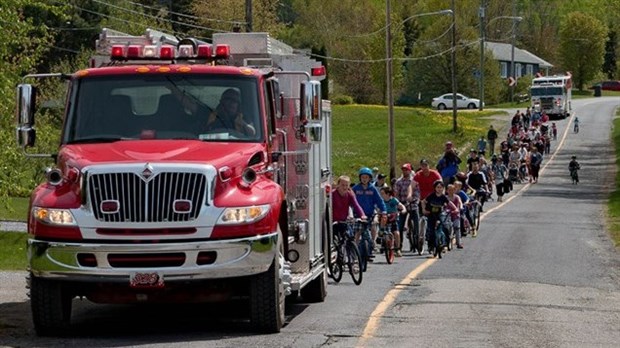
331, 95, 354, 105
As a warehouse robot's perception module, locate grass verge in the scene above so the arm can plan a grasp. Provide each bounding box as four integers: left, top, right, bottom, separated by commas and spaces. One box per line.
608, 108, 620, 249
0, 232, 28, 270
0, 197, 29, 221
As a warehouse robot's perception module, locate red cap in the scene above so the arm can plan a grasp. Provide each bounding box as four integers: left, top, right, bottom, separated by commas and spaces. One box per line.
401, 163, 412, 171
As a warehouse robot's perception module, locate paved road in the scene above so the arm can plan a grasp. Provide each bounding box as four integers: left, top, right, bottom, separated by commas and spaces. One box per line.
1, 97, 618, 348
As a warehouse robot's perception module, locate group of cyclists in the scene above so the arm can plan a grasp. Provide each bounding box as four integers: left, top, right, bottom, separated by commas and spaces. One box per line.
330, 106, 581, 274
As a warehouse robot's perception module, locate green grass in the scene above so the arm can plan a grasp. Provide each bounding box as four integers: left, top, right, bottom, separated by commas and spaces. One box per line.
0, 197, 29, 221
608, 108, 620, 249
332, 105, 503, 179
0, 232, 28, 270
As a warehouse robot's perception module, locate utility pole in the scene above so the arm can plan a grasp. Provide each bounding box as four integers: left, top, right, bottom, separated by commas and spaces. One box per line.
451, 0, 457, 133
478, 1, 485, 111
386, 0, 396, 181
510, 0, 516, 102
245, 0, 252, 32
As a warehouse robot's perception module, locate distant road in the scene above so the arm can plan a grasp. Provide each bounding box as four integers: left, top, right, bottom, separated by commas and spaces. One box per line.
0, 221, 26, 233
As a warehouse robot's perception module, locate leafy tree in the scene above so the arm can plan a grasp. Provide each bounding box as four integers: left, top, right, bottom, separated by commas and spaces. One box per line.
559, 12, 607, 90
603, 30, 617, 79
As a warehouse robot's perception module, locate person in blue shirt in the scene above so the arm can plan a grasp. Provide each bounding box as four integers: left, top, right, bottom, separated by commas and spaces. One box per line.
436, 141, 462, 185
353, 167, 387, 256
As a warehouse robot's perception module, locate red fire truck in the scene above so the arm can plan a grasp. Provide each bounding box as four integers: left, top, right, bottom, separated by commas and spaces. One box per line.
15, 28, 331, 335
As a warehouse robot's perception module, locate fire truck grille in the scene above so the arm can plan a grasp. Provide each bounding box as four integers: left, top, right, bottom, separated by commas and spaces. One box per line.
89, 172, 207, 223
540, 97, 554, 109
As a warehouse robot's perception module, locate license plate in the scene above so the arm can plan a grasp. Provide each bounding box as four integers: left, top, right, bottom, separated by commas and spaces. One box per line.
129, 272, 164, 288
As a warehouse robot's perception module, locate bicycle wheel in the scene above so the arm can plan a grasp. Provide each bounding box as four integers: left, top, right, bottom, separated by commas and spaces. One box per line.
358, 238, 369, 272
472, 203, 481, 233
407, 217, 415, 253
346, 241, 363, 285
419, 217, 428, 255
384, 233, 394, 264
330, 244, 343, 283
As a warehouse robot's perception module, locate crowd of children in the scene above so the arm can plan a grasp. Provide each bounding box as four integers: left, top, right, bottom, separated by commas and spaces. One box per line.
332, 106, 578, 261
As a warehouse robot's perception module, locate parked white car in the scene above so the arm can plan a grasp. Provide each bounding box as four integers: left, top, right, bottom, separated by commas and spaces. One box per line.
431, 93, 483, 110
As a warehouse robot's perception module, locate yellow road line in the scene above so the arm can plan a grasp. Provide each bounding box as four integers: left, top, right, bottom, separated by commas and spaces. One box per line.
356, 258, 435, 347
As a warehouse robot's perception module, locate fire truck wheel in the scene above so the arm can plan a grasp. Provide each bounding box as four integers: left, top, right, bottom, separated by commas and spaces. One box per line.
300, 271, 327, 303
30, 276, 73, 336
250, 241, 285, 333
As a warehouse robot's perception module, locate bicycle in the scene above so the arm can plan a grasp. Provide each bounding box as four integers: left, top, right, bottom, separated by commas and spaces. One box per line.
570, 167, 580, 184
427, 213, 448, 259
358, 219, 373, 272
407, 210, 425, 255
330, 221, 363, 285
439, 212, 455, 251
463, 197, 482, 236
377, 226, 395, 264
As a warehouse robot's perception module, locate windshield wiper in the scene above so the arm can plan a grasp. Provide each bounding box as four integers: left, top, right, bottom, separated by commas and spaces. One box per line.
67, 137, 129, 144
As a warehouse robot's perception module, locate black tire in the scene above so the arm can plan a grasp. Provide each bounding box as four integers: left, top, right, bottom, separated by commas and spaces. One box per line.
438, 103, 446, 110
250, 256, 285, 333
473, 204, 482, 231
300, 272, 327, 303
346, 242, 363, 285
330, 259, 343, 283
358, 239, 369, 273
418, 217, 427, 255
31, 277, 73, 336
467, 103, 476, 109
384, 234, 394, 264
407, 218, 415, 253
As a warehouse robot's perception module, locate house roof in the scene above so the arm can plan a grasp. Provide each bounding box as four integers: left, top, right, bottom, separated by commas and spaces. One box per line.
485, 41, 553, 68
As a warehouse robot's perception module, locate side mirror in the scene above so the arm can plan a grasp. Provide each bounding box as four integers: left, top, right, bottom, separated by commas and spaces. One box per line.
15, 84, 37, 148
300, 80, 321, 122
16, 84, 36, 127
299, 80, 322, 144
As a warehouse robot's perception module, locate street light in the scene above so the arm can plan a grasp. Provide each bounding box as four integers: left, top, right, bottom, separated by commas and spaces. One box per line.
478, 12, 522, 109
386, 6, 453, 180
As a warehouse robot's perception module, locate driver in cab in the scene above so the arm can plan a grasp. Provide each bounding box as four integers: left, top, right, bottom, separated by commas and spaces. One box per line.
206, 88, 256, 136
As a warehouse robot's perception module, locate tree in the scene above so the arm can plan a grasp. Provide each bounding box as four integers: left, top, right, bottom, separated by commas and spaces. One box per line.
559, 12, 607, 90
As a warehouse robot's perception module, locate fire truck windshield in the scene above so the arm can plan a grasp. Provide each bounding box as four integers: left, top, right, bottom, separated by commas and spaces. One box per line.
530, 86, 563, 96
64, 74, 262, 143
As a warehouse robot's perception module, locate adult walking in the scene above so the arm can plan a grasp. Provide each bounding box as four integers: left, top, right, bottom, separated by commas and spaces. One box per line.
529, 146, 543, 183
487, 125, 498, 156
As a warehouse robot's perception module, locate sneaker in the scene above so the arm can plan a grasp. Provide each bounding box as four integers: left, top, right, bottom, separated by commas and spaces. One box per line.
395, 250, 402, 257
472, 230, 478, 237
457, 244, 464, 249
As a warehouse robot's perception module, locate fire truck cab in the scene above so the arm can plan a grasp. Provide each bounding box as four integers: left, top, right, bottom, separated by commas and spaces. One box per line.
530, 75, 572, 119
15, 28, 331, 335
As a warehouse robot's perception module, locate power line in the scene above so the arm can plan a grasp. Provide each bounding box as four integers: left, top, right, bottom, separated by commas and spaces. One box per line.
119, 0, 246, 25
64, 2, 213, 42
309, 39, 479, 64
90, 0, 228, 33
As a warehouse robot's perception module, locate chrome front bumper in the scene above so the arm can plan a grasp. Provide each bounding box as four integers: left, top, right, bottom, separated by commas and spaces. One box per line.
28, 233, 278, 283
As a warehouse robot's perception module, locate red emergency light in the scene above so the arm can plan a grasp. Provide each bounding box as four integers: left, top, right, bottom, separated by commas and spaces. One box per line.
159, 45, 175, 59
196, 44, 213, 58
126, 45, 143, 58
214, 44, 230, 59
311, 66, 326, 76
111, 45, 125, 59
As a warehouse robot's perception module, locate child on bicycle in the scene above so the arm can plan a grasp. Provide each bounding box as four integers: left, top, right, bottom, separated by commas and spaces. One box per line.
353, 167, 387, 259
421, 180, 457, 257
332, 175, 366, 238
380, 187, 405, 257
568, 155, 581, 184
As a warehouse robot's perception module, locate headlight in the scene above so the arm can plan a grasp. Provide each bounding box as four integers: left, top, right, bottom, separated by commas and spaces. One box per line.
32, 207, 76, 226
216, 205, 270, 225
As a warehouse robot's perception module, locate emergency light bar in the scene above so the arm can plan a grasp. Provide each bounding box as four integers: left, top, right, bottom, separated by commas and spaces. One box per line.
109, 43, 230, 61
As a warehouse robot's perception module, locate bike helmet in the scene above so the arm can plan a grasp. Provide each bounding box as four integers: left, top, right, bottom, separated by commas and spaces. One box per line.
358, 167, 373, 178
433, 180, 444, 188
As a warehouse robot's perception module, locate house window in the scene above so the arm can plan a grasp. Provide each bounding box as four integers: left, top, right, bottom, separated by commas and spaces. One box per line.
516, 63, 522, 77
500, 62, 508, 78
526, 64, 533, 76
